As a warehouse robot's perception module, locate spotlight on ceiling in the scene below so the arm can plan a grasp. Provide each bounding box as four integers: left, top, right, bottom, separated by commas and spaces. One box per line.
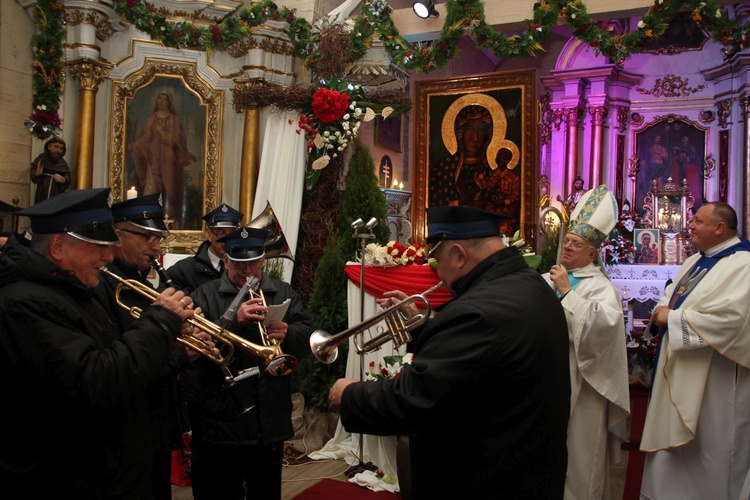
413, 0, 439, 19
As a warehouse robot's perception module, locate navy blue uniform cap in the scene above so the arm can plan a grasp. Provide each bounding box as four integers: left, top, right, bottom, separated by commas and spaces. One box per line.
18, 188, 119, 245
426, 206, 507, 244
111, 193, 168, 233
203, 204, 243, 228
219, 226, 268, 262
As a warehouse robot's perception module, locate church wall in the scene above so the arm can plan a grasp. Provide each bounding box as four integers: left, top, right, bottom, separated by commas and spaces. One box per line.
0, 0, 35, 214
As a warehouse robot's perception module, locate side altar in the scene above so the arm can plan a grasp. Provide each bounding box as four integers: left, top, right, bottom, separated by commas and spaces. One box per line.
608, 263, 682, 333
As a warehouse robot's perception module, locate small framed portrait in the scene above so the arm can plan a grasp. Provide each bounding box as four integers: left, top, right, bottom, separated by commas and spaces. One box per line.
634, 229, 660, 264
374, 115, 403, 152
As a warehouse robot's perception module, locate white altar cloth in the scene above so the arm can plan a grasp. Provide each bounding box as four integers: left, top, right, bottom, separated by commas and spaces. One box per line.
307, 278, 404, 491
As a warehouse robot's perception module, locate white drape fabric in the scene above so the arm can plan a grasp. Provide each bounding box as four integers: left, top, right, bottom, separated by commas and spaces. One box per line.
308, 270, 403, 493
252, 109, 307, 283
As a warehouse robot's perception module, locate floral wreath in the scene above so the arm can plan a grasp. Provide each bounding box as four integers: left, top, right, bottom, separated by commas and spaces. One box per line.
26, 0, 750, 139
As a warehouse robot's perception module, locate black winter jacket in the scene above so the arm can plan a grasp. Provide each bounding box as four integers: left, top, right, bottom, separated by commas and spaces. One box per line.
166, 240, 221, 295
0, 235, 180, 499
183, 272, 314, 445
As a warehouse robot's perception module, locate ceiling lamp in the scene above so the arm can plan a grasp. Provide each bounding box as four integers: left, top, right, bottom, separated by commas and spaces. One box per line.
413, 0, 439, 19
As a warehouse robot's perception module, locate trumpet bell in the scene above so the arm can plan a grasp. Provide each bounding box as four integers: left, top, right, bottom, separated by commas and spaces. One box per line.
248, 201, 293, 261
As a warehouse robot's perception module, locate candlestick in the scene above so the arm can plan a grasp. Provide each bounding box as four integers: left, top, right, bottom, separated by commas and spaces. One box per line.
126, 186, 138, 200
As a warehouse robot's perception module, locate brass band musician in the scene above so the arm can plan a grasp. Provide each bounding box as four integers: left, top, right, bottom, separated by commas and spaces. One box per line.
183, 226, 314, 499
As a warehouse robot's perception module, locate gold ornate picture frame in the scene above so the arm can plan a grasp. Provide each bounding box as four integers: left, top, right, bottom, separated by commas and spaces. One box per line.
109, 59, 223, 250
412, 70, 537, 244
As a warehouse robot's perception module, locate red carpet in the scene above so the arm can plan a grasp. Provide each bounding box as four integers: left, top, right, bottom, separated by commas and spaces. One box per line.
292, 479, 401, 499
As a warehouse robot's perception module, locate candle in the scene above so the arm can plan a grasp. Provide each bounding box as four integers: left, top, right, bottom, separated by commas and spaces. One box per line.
399, 181, 404, 190
392, 178, 398, 188
126, 186, 138, 200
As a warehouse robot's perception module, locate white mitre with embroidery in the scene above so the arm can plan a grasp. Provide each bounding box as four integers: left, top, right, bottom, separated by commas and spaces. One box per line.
566, 184, 618, 247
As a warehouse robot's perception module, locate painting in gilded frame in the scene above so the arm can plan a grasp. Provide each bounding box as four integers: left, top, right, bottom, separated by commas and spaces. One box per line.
412, 70, 537, 244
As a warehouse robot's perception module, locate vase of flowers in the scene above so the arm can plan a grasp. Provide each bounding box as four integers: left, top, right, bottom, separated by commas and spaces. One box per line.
601, 210, 643, 266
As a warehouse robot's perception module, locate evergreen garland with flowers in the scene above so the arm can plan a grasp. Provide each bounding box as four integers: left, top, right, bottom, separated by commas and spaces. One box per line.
601, 210, 643, 266
25, 0, 750, 139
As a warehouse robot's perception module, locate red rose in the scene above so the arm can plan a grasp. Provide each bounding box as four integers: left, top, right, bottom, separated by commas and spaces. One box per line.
311, 88, 350, 124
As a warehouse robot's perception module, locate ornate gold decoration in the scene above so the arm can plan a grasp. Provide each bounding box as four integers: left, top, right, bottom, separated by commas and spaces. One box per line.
539, 92, 553, 146
630, 112, 645, 128
717, 98, 733, 128
616, 105, 629, 133
109, 59, 222, 250
628, 156, 640, 181
63, 9, 120, 41
698, 109, 716, 124
588, 105, 609, 126
68, 59, 113, 91
565, 107, 583, 128
635, 75, 707, 98
226, 35, 294, 59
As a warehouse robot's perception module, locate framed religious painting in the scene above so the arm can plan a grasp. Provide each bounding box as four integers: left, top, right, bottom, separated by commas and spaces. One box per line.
412, 70, 537, 244
634, 228, 660, 264
374, 115, 403, 152
109, 60, 223, 250
633, 115, 707, 219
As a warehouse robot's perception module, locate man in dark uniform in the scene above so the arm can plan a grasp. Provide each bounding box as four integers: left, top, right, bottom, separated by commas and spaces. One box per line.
184, 226, 314, 499
0, 188, 195, 499
167, 203, 243, 294
329, 206, 571, 499
94, 193, 209, 499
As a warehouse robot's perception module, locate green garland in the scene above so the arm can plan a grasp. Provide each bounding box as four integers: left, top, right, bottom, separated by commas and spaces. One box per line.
26, 0, 750, 138
24, 0, 66, 140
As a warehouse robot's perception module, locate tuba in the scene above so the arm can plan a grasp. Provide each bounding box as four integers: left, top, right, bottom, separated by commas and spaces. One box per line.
248, 201, 293, 261
310, 282, 443, 364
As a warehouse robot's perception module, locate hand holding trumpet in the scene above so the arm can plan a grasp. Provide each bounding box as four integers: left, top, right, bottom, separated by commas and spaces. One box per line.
377, 290, 419, 321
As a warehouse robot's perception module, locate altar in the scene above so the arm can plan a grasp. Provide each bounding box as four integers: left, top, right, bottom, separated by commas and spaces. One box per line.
607, 264, 682, 331
308, 263, 448, 491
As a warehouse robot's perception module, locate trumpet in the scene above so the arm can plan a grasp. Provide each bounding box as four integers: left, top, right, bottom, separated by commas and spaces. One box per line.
100, 267, 291, 376
310, 282, 444, 364
221, 275, 297, 377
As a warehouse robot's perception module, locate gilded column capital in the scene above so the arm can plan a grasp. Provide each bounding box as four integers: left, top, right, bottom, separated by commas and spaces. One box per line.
565, 107, 583, 128
588, 105, 609, 126
739, 96, 750, 118
68, 59, 113, 92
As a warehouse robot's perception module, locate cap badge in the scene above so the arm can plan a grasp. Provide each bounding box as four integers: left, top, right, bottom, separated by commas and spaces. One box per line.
221, 204, 229, 213
107, 191, 114, 208
240, 227, 249, 239
158, 194, 164, 207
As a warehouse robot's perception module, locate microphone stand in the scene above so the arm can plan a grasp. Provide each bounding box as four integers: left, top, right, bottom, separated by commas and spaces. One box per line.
345, 217, 377, 477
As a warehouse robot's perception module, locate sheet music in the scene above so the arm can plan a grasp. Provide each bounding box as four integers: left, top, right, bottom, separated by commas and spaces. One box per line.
263, 298, 290, 326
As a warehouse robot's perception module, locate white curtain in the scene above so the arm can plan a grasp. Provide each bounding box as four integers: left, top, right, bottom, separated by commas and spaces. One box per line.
308, 272, 404, 493
252, 109, 307, 283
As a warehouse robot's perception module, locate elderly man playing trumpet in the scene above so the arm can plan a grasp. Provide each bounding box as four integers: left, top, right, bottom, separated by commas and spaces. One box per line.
94, 192, 214, 500
0, 188, 195, 499
329, 205, 571, 499
543, 185, 630, 500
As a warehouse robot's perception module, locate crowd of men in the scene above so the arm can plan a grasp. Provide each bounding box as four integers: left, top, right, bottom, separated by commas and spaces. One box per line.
0, 181, 748, 499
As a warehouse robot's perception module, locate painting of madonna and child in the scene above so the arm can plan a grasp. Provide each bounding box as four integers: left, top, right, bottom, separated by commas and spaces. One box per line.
417, 73, 535, 240
125, 76, 206, 230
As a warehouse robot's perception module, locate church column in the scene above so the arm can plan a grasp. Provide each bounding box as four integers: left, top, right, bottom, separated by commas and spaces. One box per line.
234, 79, 263, 222
565, 106, 583, 191
68, 59, 112, 190
740, 96, 750, 234
588, 105, 609, 187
